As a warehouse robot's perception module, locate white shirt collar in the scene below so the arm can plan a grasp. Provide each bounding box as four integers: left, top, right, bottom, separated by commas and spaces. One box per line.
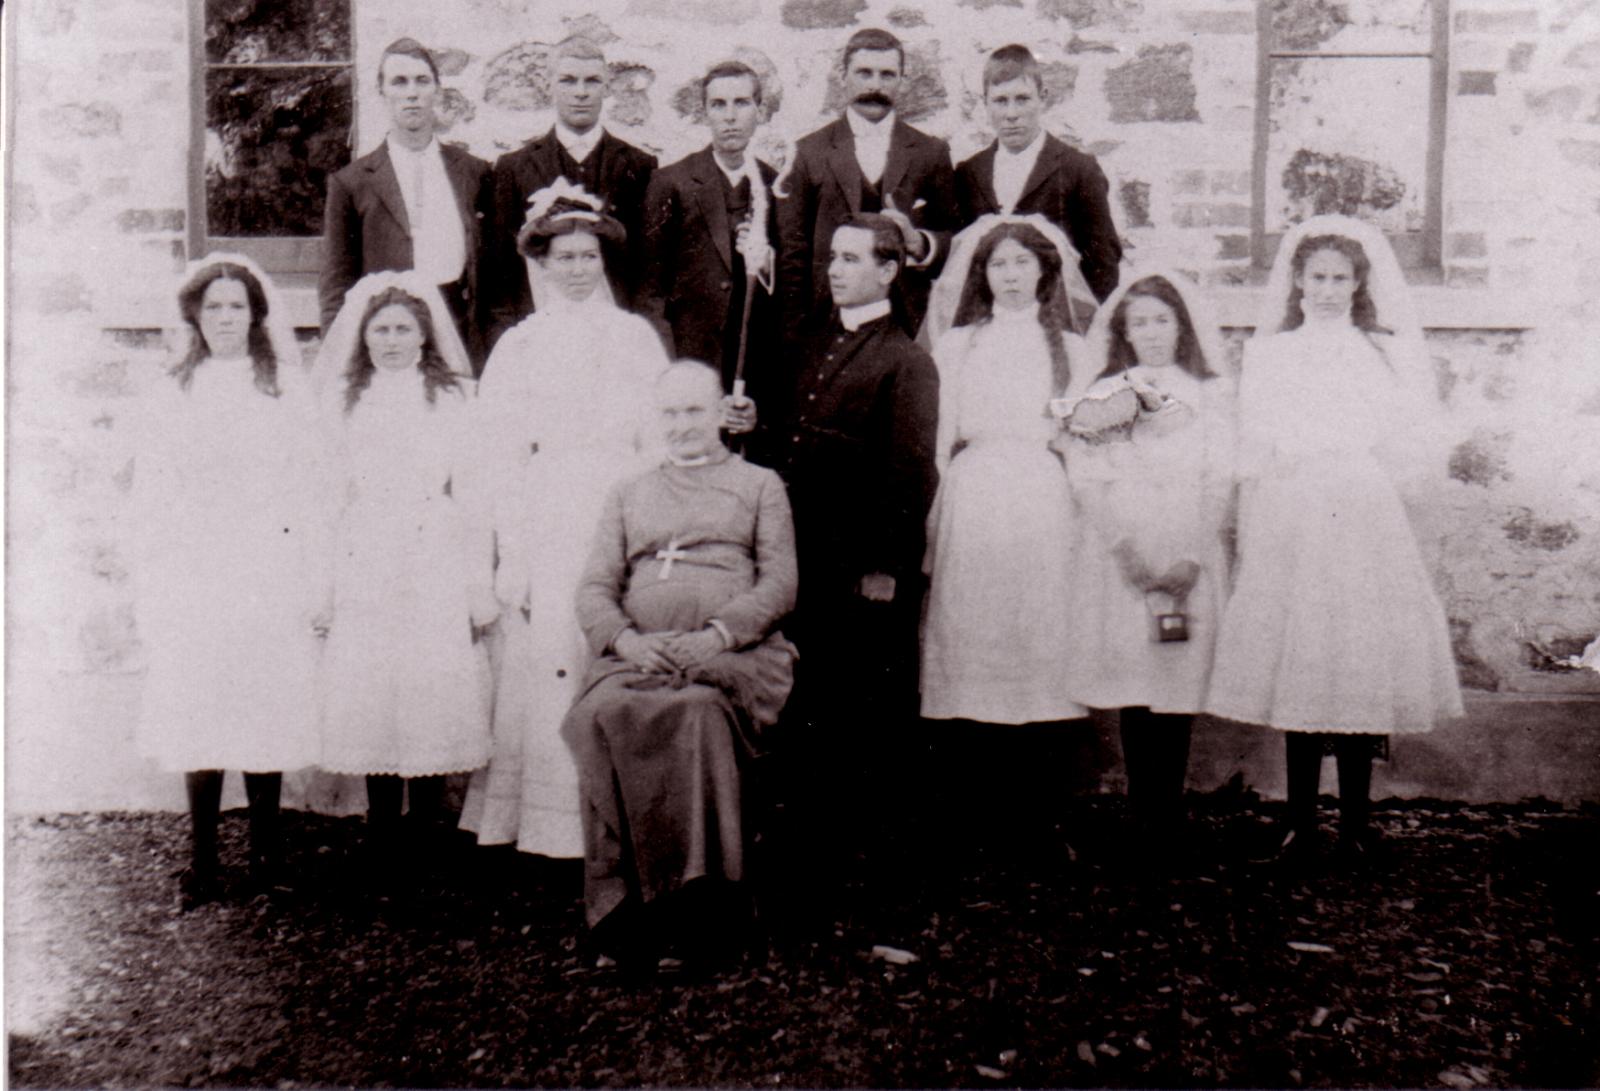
845, 107, 896, 143
555, 121, 605, 162
387, 134, 441, 160
839, 298, 893, 332
997, 129, 1045, 163
711, 151, 750, 188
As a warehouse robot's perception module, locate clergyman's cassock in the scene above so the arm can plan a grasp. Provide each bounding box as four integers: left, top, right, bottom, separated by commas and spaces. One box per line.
560, 448, 798, 929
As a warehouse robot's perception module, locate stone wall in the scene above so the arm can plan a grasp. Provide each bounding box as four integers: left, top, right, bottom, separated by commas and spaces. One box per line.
6, 0, 1598, 813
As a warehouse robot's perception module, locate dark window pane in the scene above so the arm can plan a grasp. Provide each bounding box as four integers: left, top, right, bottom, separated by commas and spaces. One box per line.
1268, 0, 1433, 54
205, 0, 351, 64
204, 66, 352, 237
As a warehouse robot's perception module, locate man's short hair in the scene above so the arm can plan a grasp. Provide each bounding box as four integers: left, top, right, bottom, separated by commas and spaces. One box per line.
842, 212, 905, 271
378, 37, 440, 87
555, 35, 607, 66
700, 60, 763, 107
842, 27, 904, 72
983, 43, 1043, 94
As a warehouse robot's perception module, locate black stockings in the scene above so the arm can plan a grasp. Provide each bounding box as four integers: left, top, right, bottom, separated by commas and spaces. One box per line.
1119, 709, 1193, 831
1285, 732, 1374, 843
183, 769, 283, 879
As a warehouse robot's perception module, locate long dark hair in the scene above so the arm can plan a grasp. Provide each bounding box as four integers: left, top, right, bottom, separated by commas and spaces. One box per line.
171, 262, 281, 397
1281, 233, 1389, 334
343, 288, 461, 414
951, 222, 1074, 397
1099, 275, 1216, 381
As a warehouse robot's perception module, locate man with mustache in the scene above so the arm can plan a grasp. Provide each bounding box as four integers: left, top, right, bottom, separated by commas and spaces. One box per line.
640, 61, 779, 393
775, 27, 958, 344
955, 43, 1122, 303
320, 38, 495, 370
485, 35, 658, 348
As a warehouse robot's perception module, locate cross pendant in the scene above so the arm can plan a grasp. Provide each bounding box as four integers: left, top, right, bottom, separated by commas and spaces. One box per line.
655, 539, 689, 580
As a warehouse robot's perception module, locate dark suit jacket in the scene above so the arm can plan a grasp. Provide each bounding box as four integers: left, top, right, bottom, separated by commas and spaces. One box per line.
319, 140, 494, 355
486, 127, 657, 346
775, 116, 958, 344
955, 133, 1123, 302
640, 147, 779, 389
756, 312, 939, 596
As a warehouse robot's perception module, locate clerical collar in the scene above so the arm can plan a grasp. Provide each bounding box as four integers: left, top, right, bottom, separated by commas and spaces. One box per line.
846, 107, 896, 142
555, 121, 604, 163
839, 298, 892, 331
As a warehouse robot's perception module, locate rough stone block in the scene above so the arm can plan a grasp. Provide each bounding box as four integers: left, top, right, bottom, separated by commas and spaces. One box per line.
1454, 9, 1539, 35
1171, 168, 1206, 195
1215, 233, 1250, 260
886, 7, 928, 27
1449, 430, 1513, 487
960, 0, 1023, 8
1446, 265, 1490, 289
116, 208, 184, 234
43, 102, 121, 139
1105, 44, 1200, 123
1447, 232, 1488, 259
624, 0, 759, 25
1502, 507, 1581, 552
1177, 10, 1252, 35
1506, 41, 1536, 73
1270, 0, 1352, 50
1457, 70, 1497, 96
1171, 202, 1250, 228
1524, 86, 1586, 119
1039, 0, 1144, 31
1118, 179, 1151, 227
779, 0, 866, 29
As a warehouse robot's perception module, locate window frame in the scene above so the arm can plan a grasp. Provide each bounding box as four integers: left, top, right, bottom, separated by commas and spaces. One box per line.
1250, 0, 1450, 272
185, 0, 355, 283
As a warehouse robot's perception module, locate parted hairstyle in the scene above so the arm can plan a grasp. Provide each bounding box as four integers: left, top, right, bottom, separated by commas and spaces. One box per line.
342, 287, 461, 414
172, 261, 281, 397
840, 212, 905, 271
983, 44, 1043, 93
1100, 275, 1217, 381
517, 198, 628, 259
1282, 233, 1389, 335
378, 37, 439, 86
701, 60, 763, 107
842, 27, 904, 72
951, 221, 1074, 397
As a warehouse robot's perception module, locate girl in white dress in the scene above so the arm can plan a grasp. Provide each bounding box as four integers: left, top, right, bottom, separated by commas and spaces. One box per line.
315, 273, 497, 864
133, 255, 325, 908
1060, 270, 1235, 850
460, 182, 669, 858
921, 218, 1087, 725
1205, 214, 1463, 860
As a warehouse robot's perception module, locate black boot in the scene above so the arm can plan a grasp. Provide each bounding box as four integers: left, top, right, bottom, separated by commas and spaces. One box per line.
1333, 736, 1379, 867
1276, 733, 1325, 868
365, 774, 405, 889
244, 772, 287, 895
181, 770, 225, 910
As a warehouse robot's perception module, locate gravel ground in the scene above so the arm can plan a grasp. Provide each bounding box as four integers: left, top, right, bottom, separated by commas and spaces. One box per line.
6, 797, 1598, 1089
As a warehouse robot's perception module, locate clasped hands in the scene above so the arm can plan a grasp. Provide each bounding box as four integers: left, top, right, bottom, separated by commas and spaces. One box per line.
614, 626, 727, 674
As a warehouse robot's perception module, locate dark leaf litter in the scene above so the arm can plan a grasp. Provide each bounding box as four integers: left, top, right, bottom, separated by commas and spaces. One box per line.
8, 797, 1598, 1089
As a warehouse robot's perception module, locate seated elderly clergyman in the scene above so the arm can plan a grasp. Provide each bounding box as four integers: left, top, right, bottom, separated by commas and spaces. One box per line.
561, 361, 799, 969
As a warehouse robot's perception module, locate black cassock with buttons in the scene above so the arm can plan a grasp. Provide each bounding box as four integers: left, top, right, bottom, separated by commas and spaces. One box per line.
753, 309, 938, 758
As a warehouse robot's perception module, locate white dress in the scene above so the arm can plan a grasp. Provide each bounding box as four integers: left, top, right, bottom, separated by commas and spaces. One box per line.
920, 308, 1087, 723
318, 370, 494, 776
1205, 323, 1464, 734
132, 356, 326, 773
460, 295, 668, 855
1062, 366, 1235, 713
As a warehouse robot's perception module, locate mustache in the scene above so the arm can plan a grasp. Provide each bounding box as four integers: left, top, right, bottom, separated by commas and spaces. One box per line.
853, 91, 892, 108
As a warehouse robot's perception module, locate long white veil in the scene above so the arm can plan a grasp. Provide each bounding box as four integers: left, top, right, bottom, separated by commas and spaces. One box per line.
1083, 265, 1229, 386
167, 251, 302, 375
920, 212, 1099, 348
313, 270, 475, 399
1255, 213, 1427, 377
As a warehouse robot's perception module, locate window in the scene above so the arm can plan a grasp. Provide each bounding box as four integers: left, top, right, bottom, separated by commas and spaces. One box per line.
188, 0, 354, 280
1252, 0, 1449, 270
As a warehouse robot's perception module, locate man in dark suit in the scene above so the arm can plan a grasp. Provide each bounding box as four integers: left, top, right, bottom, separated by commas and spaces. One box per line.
485, 36, 658, 347
640, 61, 778, 394
754, 214, 939, 875
775, 27, 958, 344
320, 38, 493, 370
955, 43, 1122, 303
